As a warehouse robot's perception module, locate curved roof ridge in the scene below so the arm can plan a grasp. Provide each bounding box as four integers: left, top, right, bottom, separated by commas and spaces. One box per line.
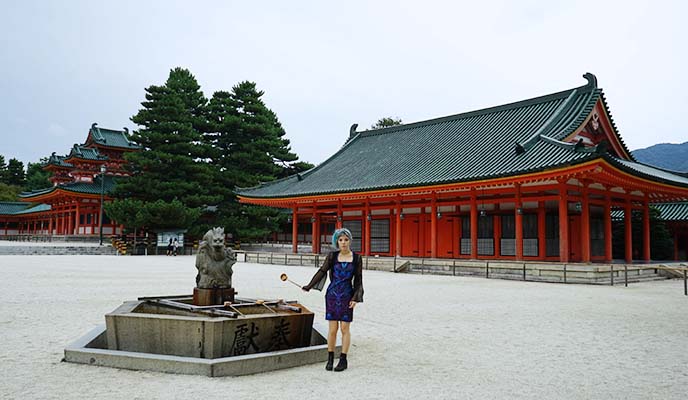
515, 89, 578, 154
360, 83, 595, 138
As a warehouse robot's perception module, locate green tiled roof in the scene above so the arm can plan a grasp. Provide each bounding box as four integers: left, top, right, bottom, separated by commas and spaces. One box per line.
610, 158, 688, 187
19, 175, 117, 199
89, 123, 140, 149
67, 145, 108, 161
653, 202, 688, 221
45, 152, 73, 168
238, 74, 616, 199
12, 203, 51, 215
0, 202, 32, 215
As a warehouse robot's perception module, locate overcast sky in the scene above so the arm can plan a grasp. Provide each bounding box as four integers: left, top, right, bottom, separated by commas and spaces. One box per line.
1, 0, 687, 167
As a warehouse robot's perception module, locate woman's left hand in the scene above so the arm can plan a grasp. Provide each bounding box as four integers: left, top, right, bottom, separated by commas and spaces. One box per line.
349, 301, 357, 309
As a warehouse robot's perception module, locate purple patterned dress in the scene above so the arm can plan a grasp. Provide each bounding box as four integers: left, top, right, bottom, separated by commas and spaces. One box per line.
325, 259, 355, 322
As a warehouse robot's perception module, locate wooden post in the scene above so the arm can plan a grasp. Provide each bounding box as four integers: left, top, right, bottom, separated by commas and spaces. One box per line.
643, 198, 651, 262
430, 193, 437, 258
75, 202, 81, 235
580, 183, 591, 263
494, 213, 501, 257
395, 196, 402, 257
624, 201, 633, 263
364, 199, 371, 256
538, 202, 546, 260
292, 207, 298, 254
558, 181, 569, 263
604, 196, 612, 262
471, 188, 478, 259
311, 205, 318, 255
336, 200, 343, 230
515, 183, 523, 261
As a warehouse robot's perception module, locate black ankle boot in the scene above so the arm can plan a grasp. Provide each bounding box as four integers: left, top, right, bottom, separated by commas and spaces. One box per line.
325, 351, 334, 371
334, 353, 347, 371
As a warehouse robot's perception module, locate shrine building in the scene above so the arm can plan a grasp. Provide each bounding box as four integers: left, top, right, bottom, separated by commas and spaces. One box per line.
0, 124, 139, 237
237, 73, 688, 263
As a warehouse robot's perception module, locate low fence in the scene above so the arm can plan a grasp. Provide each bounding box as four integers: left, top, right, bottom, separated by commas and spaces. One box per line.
240, 251, 688, 295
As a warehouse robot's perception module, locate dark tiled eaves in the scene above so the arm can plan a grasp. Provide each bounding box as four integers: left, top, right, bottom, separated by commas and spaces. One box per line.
652, 202, 688, 221
89, 125, 141, 150
12, 203, 51, 215
19, 176, 117, 199
0, 202, 32, 215
44, 153, 73, 168
607, 157, 688, 188
67, 145, 108, 161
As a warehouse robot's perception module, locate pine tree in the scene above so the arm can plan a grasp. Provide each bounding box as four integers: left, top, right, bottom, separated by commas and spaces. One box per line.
6, 158, 26, 187
115, 68, 220, 212
25, 159, 51, 190
370, 117, 402, 130
0, 155, 8, 184
206, 82, 301, 240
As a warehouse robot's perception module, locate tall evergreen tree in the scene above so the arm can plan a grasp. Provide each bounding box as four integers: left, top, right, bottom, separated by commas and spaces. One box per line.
0, 155, 8, 184
206, 81, 301, 240
25, 159, 51, 190
6, 158, 26, 187
114, 68, 220, 224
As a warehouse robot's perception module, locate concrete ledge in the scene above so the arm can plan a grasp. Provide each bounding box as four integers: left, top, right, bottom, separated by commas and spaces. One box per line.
64, 322, 339, 377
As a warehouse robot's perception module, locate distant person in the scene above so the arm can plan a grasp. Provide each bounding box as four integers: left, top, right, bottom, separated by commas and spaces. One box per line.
173, 238, 179, 256
166, 238, 173, 256
303, 228, 363, 372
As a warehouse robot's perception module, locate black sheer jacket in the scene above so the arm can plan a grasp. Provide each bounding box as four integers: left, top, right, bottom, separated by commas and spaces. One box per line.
303, 250, 364, 303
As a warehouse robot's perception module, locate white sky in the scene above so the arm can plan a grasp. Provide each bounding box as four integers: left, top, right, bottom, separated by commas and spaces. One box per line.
1, 0, 687, 166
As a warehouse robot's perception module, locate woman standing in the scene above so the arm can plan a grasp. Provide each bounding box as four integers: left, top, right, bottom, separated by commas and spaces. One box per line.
303, 228, 363, 372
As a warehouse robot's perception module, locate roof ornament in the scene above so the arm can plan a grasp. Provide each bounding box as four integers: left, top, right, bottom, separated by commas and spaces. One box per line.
583, 72, 597, 88
515, 143, 525, 155
123, 127, 129, 135
349, 123, 358, 139
574, 138, 585, 151
296, 174, 303, 181
91, 122, 98, 129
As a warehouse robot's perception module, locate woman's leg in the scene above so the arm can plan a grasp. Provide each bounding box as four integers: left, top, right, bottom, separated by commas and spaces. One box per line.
327, 320, 339, 352
340, 321, 351, 354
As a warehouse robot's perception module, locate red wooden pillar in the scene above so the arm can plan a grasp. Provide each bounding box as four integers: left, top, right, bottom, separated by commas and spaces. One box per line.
470, 189, 478, 259
364, 200, 371, 256
642, 198, 651, 262
67, 211, 74, 236
395, 196, 402, 257
604, 197, 612, 262
292, 207, 298, 254
515, 184, 523, 261
494, 213, 501, 257
48, 215, 53, 235
336, 200, 343, 230
538, 201, 546, 260
558, 182, 569, 263
580, 184, 591, 263
75, 203, 81, 235
430, 193, 437, 258
624, 201, 633, 263
311, 205, 318, 254
673, 233, 679, 261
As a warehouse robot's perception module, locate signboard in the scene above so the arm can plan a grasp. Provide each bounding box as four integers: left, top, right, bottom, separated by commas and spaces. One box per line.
157, 231, 185, 247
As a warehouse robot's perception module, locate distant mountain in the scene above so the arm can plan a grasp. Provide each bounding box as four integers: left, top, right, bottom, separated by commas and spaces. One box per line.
632, 141, 688, 172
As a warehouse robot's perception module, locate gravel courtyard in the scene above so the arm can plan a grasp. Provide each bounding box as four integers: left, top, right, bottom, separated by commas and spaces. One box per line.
1, 255, 686, 400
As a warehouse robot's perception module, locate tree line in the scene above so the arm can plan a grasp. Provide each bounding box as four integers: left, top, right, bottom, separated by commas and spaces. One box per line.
105, 67, 314, 241
0, 156, 51, 201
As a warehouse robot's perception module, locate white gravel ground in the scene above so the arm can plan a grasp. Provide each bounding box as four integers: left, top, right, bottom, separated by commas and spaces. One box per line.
1, 255, 687, 400
0, 240, 102, 247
